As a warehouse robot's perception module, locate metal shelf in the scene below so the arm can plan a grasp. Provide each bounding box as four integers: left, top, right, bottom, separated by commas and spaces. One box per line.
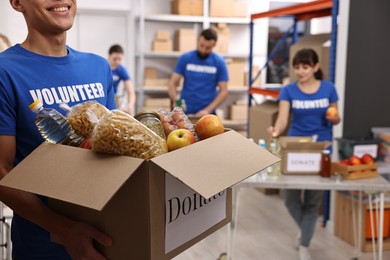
208, 17, 250, 25
140, 86, 248, 94
142, 14, 250, 25
138, 52, 253, 59
143, 14, 204, 23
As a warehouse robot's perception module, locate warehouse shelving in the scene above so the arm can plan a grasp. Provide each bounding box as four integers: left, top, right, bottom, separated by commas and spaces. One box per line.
133, 0, 255, 131
137, 51, 252, 59
248, 0, 337, 100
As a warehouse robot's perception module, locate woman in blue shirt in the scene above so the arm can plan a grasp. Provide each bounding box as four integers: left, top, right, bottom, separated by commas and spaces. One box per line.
269, 48, 341, 260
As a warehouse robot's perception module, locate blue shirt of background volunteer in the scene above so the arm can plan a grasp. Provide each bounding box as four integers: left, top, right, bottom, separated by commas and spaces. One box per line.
0, 44, 116, 260
278, 80, 338, 142
112, 64, 131, 94
174, 50, 228, 114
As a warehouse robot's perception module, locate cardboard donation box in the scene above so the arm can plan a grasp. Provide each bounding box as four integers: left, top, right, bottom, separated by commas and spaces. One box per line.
0, 131, 279, 259
172, 0, 203, 16
279, 137, 331, 175
289, 34, 330, 81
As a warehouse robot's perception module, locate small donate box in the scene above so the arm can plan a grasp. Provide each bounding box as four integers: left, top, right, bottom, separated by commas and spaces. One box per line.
279, 137, 331, 175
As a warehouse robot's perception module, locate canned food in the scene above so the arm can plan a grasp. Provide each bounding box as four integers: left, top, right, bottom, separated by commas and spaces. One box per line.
134, 111, 166, 139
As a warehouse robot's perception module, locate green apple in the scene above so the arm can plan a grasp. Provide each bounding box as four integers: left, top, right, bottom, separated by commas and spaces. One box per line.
167, 129, 196, 152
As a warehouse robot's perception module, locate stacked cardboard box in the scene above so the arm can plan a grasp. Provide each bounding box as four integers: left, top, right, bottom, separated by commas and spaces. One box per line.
144, 67, 158, 79
144, 67, 170, 87
226, 59, 245, 87
233, 0, 249, 17
152, 30, 173, 52
174, 29, 197, 52
249, 101, 289, 144
228, 103, 248, 121
210, 0, 234, 17
212, 23, 230, 53
171, 0, 203, 16
143, 98, 171, 112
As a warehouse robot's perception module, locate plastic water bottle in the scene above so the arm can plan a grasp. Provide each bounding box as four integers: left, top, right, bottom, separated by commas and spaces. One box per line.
267, 132, 281, 178
258, 139, 268, 179
29, 100, 84, 147
175, 99, 186, 112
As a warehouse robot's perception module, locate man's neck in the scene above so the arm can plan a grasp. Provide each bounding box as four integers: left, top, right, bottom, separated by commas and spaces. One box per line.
21, 31, 68, 57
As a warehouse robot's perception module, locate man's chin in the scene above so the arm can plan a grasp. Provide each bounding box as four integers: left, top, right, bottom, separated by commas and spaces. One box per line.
197, 52, 210, 59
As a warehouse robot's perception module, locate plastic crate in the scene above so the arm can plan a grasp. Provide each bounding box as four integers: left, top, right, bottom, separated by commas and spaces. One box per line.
336, 137, 382, 160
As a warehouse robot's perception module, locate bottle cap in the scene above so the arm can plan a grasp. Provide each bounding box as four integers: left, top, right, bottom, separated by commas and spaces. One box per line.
271, 130, 278, 138
29, 100, 43, 112
258, 139, 266, 148
323, 150, 330, 154
176, 99, 183, 107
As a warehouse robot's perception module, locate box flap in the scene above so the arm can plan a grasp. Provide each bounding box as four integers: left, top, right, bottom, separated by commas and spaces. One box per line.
279, 136, 312, 148
285, 142, 330, 150
279, 136, 330, 150
151, 131, 280, 199
252, 101, 279, 115
0, 143, 144, 211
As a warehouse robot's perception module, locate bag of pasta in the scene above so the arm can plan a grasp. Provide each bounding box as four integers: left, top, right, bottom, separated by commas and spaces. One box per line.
66, 101, 109, 138
90, 110, 168, 159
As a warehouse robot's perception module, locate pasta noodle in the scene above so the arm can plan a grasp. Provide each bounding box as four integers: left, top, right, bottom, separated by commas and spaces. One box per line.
90, 110, 168, 159
67, 101, 109, 138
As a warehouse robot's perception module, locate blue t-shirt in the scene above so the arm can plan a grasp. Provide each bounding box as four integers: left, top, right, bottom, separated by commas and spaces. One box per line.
278, 80, 339, 142
0, 44, 116, 260
112, 64, 131, 94
174, 50, 228, 114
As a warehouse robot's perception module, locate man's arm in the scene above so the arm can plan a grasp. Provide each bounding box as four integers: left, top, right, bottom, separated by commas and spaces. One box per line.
195, 81, 228, 117
168, 73, 182, 108
0, 136, 112, 259
123, 79, 135, 115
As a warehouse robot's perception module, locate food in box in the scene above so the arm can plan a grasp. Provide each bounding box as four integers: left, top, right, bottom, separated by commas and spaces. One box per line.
331, 162, 378, 180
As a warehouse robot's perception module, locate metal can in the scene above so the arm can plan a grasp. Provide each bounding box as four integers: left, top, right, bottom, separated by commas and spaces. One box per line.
134, 111, 166, 139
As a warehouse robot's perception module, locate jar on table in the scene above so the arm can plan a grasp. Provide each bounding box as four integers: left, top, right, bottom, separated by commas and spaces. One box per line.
320, 150, 331, 178
134, 111, 166, 139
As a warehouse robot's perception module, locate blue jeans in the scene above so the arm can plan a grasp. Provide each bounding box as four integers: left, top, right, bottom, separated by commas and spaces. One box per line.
284, 189, 323, 247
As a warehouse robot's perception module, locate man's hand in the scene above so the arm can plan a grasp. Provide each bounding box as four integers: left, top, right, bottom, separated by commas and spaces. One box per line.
53, 220, 113, 260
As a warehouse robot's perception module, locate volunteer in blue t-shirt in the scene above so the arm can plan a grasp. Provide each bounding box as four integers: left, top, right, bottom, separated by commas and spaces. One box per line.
108, 44, 136, 115
0, 1, 114, 259
168, 28, 229, 117
268, 48, 341, 260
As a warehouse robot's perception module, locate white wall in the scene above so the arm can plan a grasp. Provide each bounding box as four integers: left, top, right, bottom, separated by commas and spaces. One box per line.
77, 0, 131, 10
0, 1, 28, 45
0, 1, 132, 64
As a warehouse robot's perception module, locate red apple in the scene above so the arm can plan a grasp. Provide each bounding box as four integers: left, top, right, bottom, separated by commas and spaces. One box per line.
348, 155, 361, 166
360, 153, 375, 164
166, 129, 196, 151
194, 114, 224, 140
339, 159, 349, 166
326, 107, 338, 121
